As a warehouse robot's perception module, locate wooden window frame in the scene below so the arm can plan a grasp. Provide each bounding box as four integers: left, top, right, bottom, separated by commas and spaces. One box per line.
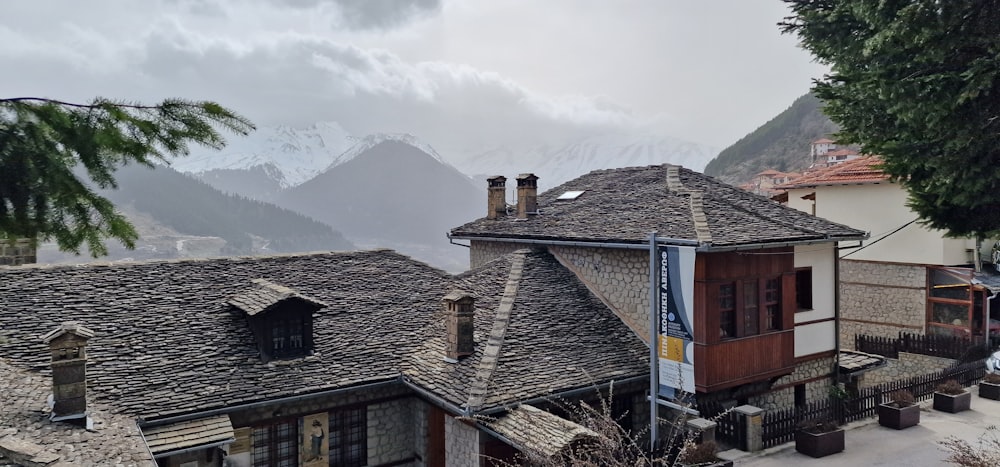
715, 276, 783, 340
926, 267, 975, 337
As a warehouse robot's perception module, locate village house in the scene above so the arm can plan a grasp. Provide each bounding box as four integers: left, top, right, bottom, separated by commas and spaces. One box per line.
739, 169, 802, 197
449, 165, 867, 412
775, 156, 1000, 352
809, 138, 860, 168
0, 249, 649, 466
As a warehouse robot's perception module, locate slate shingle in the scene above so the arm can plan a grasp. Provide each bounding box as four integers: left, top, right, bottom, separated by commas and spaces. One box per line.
450, 164, 867, 247
0, 248, 647, 423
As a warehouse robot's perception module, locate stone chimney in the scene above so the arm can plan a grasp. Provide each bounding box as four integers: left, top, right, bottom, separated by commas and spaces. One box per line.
487, 175, 507, 219
442, 292, 475, 363
40, 321, 95, 423
516, 173, 539, 219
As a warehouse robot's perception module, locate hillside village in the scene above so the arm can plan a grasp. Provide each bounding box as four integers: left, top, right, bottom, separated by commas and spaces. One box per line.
4, 137, 1000, 465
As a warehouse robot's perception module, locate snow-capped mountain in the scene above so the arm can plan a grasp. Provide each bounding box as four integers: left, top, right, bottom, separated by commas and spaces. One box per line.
329, 133, 448, 170
455, 132, 717, 191
171, 121, 355, 188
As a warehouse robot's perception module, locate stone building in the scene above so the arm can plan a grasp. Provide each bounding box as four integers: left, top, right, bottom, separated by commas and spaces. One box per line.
776, 156, 1000, 349
449, 165, 867, 413
0, 237, 36, 266
0, 249, 648, 466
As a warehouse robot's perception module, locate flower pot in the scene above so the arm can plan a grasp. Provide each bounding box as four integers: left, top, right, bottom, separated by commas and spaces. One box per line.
980, 382, 1000, 401
933, 390, 971, 413
877, 402, 920, 429
795, 428, 845, 458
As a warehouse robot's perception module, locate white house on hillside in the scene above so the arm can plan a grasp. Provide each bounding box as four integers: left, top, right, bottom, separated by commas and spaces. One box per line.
776, 156, 1000, 348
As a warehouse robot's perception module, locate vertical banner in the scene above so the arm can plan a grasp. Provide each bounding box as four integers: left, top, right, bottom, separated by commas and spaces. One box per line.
657, 245, 696, 397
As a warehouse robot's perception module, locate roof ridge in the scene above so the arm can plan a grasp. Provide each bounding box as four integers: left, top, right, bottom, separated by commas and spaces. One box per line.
666, 166, 713, 244
466, 250, 526, 410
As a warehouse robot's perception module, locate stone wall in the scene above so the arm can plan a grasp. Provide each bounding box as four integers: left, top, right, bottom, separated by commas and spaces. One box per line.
860, 352, 956, 388
469, 241, 524, 270
444, 414, 479, 467
411, 400, 429, 466
226, 383, 419, 467
0, 238, 36, 266
368, 398, 417, 465
749, 356, 836, 411
548, 245, 651, 337
839, 259, 927, 349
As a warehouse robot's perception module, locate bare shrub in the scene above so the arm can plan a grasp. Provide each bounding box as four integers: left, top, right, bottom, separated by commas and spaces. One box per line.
940, 425, 1000, 467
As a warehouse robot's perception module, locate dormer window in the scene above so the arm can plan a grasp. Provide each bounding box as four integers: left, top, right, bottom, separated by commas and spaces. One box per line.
227, 279, 328, 362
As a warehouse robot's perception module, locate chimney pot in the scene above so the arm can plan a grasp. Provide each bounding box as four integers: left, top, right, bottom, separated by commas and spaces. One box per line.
516, 173, 539, 219
41, 321, 94, 423
486, 176, 507, 220
442, 292, 475, 362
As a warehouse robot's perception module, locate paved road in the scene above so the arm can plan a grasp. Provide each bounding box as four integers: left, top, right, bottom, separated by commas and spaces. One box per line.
725, 385, 1000, 466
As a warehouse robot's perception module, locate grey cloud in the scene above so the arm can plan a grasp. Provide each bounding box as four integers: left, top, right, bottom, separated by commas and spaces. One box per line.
79, 29, 635, 155
271, 0, 441, 30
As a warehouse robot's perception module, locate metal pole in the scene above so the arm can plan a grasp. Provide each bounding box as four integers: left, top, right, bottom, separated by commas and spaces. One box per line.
648, 232, 659, 453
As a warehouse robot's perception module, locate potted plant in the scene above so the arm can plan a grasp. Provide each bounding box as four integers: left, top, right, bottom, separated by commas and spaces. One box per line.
676, 440, 733, 467
933, 379, 971, 413
980, 373, 1000, 400
877, 389, 920, 429
794, 419, 844, 458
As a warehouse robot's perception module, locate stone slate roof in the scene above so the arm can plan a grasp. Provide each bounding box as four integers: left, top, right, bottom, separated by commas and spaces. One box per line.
403, 249, 649, 412
0, 249, 646, 427
0, 360, 152, 466
0, 251, 453, 422
227, 278, 328, 316
488, 405, 599, 457
450, 164, 866, 248
143, 414, 234, 456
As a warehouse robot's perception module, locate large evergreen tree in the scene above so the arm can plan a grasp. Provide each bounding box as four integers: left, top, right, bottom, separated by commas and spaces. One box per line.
0, 97, 253, 255
781, 0, 1000, 237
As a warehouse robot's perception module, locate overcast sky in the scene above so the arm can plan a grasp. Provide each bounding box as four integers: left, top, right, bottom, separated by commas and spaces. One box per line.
0, 0, 826, 156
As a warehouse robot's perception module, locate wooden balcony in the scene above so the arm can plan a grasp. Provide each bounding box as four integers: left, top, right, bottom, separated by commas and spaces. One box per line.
693, 330, 795, 393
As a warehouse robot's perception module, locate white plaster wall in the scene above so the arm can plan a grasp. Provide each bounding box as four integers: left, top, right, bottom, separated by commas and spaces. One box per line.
794, 244, 836, 357
794, 321, 836, 356
794, 244, 835, 323
785, 187, 816, 215
816, 184, 962, 264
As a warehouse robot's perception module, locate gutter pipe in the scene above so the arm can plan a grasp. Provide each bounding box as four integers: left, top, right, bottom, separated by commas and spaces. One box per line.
475, 374, 651, 416
448, 233, 867, 253
400, 375, 469, 416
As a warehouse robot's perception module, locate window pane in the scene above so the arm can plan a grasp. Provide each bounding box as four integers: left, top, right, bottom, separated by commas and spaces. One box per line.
743, 281, 759, 336
795, 269, 812, 310
765, 278, 781, 331
719, 283, 736, 338
931, 302, 970, 326
930, 268, 971, 300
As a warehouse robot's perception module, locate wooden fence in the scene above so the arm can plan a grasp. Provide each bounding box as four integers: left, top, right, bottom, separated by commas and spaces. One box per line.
856, 332, 999, 360
759, 358, 987, 449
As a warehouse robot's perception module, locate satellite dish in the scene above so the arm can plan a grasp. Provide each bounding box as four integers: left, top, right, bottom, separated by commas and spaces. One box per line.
987, 351, 1000, 374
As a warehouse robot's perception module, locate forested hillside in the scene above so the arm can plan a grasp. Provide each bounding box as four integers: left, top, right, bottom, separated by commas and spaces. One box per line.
104, 164, 354, 254
704, 93, 838, 184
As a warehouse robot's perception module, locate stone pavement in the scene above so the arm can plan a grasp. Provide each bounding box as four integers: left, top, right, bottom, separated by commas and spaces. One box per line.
725, 384, 1000, 466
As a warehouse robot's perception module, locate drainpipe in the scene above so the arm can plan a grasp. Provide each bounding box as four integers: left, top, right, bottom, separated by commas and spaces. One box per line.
834, 245, 842, 384
986, 289, 998, 352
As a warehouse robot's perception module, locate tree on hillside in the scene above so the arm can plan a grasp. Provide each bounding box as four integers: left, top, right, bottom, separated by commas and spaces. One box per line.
781, 1, 1000, 238
0, 97, 253, 256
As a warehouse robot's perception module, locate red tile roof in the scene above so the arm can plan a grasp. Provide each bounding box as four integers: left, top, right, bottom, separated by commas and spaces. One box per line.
813, 138, 835, 144
776, 156, 889, 188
